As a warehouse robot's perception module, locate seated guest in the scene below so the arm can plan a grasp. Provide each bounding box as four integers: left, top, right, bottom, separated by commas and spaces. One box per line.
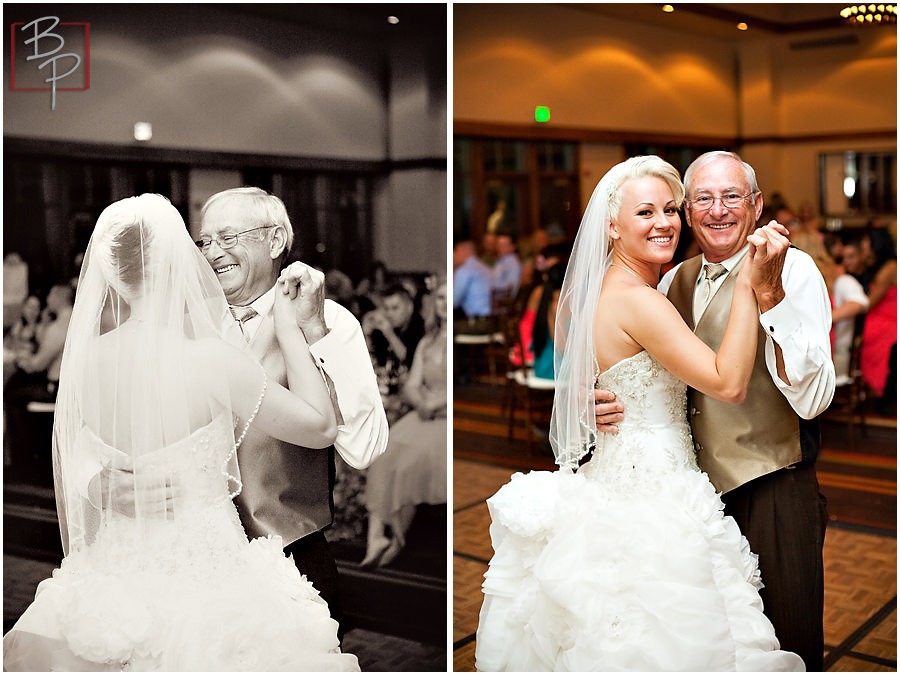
792, 231, 868, 386
511, 243, 569, 372
362, 284, 425, 420
492, 232, 522, 298
362, 283, 425, 372
529, 261, 565, 380
480, 232, 497, 266
842, 237, 868, 287
5, 295, 42, 358
518, 228, 549, 290
12, 284, 73, 393
453, 240, 492, 329
361, 278, 447, 567
5, 284, 74, 482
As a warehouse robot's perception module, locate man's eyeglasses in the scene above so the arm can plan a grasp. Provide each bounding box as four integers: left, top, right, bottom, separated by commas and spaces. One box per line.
195, 226, 274, 252
686, 192, 756, 211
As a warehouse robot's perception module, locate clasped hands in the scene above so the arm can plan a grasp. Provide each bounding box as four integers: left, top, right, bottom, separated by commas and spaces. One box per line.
274, 262, 329, 344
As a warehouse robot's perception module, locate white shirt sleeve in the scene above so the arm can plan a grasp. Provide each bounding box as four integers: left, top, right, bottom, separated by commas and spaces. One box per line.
832, 274, 869, 310
308, 300, 389, 469
757, 248, 836, 419
657, 263, 681, 296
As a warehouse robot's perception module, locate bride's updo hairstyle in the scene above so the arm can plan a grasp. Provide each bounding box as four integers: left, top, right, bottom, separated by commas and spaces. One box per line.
606, 155, 684, 223
92, 194, 185, 300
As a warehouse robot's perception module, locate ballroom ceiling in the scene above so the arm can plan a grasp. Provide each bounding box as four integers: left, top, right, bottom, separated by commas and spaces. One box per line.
565, 3, 873, 39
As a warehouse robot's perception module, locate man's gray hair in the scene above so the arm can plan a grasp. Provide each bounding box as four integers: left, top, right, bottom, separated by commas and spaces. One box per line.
683, 151, 760, 197
201, 187, 295, 258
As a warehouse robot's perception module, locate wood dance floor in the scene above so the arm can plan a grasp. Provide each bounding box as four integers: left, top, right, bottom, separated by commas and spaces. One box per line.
453, 379, 897, 672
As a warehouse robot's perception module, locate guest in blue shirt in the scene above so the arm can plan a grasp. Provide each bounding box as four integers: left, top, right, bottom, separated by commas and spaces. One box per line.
491, 233, 522, 297
453, 240, 492, 320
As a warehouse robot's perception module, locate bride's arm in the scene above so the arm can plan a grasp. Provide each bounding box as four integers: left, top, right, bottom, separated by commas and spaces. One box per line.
624, 243, 762, 404
210, 291, 338, 448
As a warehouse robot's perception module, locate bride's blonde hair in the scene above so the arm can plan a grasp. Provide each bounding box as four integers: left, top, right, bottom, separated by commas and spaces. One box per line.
606, 155, 684, 221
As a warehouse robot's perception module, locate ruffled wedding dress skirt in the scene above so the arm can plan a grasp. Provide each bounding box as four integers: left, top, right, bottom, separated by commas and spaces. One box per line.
3, 415, 359, 672
475, 352, 804, 672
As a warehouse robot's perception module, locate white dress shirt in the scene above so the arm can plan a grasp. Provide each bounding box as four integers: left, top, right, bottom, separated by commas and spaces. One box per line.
831, 273, 869, 385
239, 287, 389, 470
659, 245, 835, 420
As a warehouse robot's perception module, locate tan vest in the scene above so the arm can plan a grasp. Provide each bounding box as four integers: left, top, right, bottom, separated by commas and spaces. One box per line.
232, 311, 333, 544
667, 255, 804, 493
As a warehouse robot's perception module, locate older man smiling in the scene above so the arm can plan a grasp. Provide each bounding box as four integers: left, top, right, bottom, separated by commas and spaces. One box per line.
198, 187, 388, 636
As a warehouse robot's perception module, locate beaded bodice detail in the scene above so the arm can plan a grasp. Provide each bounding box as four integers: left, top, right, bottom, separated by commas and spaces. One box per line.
579, 351, 696, 490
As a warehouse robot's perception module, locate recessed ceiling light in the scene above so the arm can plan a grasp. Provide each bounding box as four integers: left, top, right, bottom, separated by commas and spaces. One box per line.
387, 15, 399, 25
662, 4, 675, 12
737, 21, 749, 30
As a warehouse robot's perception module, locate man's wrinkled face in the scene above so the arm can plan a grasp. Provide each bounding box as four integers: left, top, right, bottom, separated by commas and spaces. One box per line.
199, 198, 275, 305
685, 157, 763, 264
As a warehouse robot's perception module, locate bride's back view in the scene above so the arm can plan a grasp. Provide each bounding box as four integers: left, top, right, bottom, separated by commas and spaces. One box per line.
4, 195, 359, 672
55, 194, 245, 551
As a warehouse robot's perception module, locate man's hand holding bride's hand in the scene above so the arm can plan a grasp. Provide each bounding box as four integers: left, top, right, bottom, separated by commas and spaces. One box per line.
276, 262, 329, 344
89, 465, 181, 519
745, 220, 790, 312
594, 389, 623, 434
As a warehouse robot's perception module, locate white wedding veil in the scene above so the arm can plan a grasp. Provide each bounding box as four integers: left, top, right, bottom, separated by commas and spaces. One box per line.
549, 156, 684, 470
53, 194, 249, 555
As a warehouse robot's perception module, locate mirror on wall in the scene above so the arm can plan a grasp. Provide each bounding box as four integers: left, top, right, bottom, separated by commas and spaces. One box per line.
819, 150, 897, 226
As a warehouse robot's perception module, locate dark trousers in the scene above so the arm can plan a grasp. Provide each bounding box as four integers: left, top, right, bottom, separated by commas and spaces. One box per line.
721, 463, 828, 672
283, 530, 344, 642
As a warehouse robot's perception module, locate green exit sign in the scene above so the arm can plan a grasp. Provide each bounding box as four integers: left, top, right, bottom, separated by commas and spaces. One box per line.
535, 106, 550, 123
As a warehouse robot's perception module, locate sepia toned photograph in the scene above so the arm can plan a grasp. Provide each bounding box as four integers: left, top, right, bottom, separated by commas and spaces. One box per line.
452, 3, 896, 672
3, 3, 447, 671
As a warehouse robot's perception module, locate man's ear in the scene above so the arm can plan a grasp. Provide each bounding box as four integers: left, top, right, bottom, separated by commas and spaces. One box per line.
270, 226, 287, 260
752, 192, 765, 223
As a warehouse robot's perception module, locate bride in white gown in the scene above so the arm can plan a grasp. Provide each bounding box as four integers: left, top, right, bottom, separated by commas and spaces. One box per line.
474, 156, 805, 672
3, 194, 359, 671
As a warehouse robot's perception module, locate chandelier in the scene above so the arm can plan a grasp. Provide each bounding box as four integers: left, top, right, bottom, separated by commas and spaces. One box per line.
840, 4, 897, 23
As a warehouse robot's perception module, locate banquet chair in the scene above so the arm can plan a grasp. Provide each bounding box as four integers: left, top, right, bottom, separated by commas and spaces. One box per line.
504, 308, 555, 456
453, 288, 516, 384
829, 314, 868, 451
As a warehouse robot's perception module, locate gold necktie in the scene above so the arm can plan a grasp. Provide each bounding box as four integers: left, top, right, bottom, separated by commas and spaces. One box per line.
696, 263, 727, 321
229, 305, 258, 340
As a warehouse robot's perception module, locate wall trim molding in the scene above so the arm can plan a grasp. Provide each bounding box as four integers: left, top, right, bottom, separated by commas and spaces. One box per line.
453, 120, 897, 148
3, 136, 446, 174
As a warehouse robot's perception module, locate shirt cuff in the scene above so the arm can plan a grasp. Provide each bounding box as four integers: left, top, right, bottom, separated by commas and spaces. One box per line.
308, 328, 337, 368
759, 296, 801, 346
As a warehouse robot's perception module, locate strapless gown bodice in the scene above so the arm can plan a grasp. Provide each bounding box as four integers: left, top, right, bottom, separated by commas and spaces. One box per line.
580, 350, 696, 488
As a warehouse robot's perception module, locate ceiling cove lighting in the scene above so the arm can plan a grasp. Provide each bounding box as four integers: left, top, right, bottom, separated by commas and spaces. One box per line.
840, 4, 897, 23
